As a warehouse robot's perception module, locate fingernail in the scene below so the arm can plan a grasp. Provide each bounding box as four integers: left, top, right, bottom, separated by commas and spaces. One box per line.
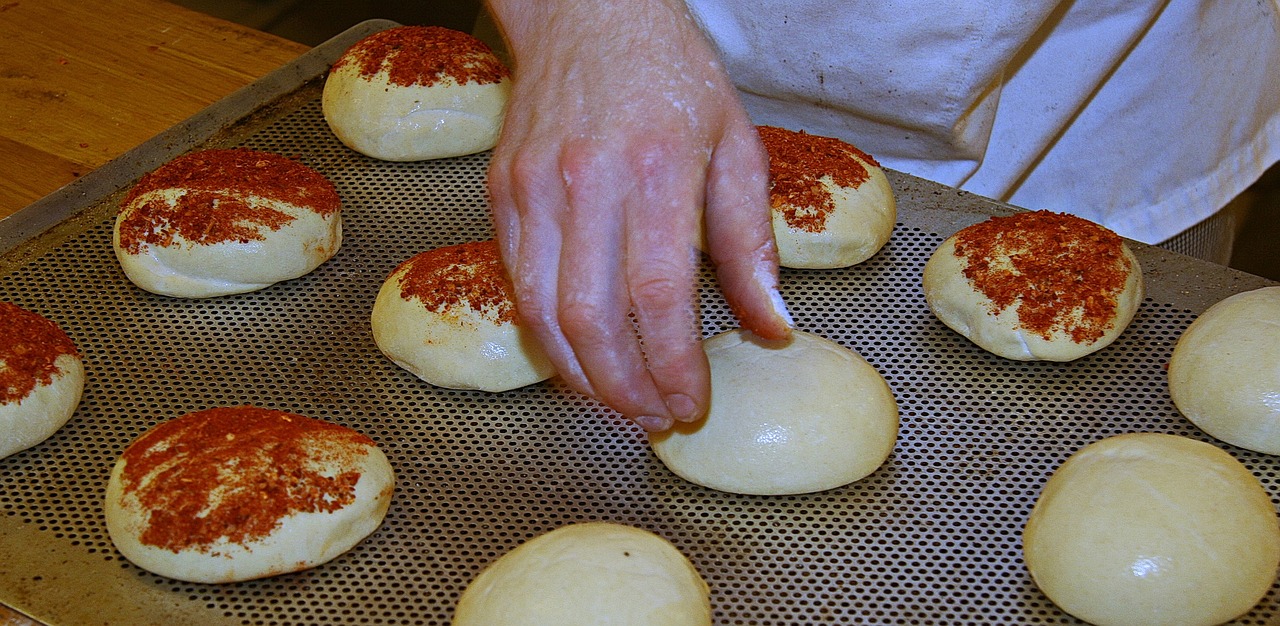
769, 287, 795, 328
634, 414, 674, 432
665, 393, 700, 422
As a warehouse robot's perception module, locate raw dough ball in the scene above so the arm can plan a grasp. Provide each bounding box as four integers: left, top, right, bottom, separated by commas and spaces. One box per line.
104, 406, 395, 584
649, 329, 898, 495
758, 125, 896, 268
922, 210, 1143, 361
0, 302, 84, 459
322, 25, 511, 161
113, 148, 342, 298
453, 522, 711, 626
371, 240, 554, 392
1169, 286, 1280, 454
1023, 433, 1280, 626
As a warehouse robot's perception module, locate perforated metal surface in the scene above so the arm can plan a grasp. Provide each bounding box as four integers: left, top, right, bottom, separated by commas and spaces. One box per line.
3, 29, 1280, 625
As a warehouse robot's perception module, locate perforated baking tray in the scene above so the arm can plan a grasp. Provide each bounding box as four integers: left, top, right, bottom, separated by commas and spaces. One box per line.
1, 20, 1278, 626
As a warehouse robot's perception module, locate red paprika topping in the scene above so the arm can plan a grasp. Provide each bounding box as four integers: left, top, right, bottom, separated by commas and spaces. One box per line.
0, 302, 79, 404
757, 125, 878, 233
119, 406, 371, 553
331, 25, 510, 88
953, 210, 1132, 344
395, 240, 518, 325
117, 149, 340, 254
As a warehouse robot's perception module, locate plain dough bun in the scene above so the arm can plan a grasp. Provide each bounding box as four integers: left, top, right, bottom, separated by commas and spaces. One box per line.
1023, 433, 1280, 626
649, 329, 898, 495
757, 125, 896, 269
322, 25, 511, 161
371, 240, 554, 392
104, 406, 394, 584
0, 302, 84, 459
453, 522, 711, 626
113, 148, 342, 298
1169, 286, 1280, 453
922, 210, 1143, 361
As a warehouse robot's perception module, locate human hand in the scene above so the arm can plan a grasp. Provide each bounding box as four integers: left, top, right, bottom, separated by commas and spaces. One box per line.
485, 0, 792, 431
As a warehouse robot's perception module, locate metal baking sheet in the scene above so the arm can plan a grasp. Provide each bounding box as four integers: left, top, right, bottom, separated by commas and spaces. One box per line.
1, 19, 1278, 626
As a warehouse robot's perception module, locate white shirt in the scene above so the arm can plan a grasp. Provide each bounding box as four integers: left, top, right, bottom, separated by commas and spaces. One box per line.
687, 0, 1280, 243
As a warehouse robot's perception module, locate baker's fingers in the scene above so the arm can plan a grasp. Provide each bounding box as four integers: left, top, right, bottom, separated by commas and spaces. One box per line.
557, 143, 671, 428
623, 143, 712, 425
704, 123, 793, 340
489, 145, 596, 399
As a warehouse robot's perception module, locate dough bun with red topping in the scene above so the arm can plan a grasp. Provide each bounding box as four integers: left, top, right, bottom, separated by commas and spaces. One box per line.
113, 148, 342, 298
922, 210, 1143, 361
758, 125, 896, 269
104, 406, 394, 584
649, 329, 898, 496
1023, 433, 1280, 626
453, 522, 712, 626
1169, 286, 1280, 454
371, 240, 554, 392
322, 25, 511, 161
0, 302, 84, 459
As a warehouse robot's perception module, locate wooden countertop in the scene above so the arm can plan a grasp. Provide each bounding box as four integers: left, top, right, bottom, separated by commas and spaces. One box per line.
0, 1, 308, 622
0, 0, 309, 221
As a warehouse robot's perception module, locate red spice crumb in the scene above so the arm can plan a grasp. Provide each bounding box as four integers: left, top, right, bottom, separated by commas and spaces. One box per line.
953, 210, 1131, 343
757, 125, 879, 233
0, 302, 79, 404
120, 406, 373, 553
117, 148, 339, 254
394, 240, 518, 325
331, 25, 510, 88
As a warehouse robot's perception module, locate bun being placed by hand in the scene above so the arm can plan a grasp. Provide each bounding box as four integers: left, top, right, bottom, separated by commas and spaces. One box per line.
649, 329, 898, 495
371, 240, 554, 392
322, 25, 511, 161
1023, 433, 1280, 626
104, 406, 394, 584
1169, 286, 1280, 454
922, 210, 1143, 361
453, 522, 711, 626
113, 148, 342, 298
0, 302, 83, 459
757, 125, 896, 269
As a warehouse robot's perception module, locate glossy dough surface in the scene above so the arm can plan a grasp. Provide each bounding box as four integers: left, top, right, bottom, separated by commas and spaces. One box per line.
0, 303, 84, 459
112, 149, 342, 298
1023, 433, 1280, 626
453, 522, 711, 626
322, 26, 510, 161
922, 212, 1143, 361
371, 241, 554, 392
649, 329, 898, 495
104, 406, 395, 584
1169, 286, 1280, 453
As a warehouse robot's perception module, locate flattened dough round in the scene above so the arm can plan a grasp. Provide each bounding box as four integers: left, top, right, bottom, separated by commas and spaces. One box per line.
1169, 286, 1280, 453
0, 302, 84, 459
104, 406, 395, 584
649, 329, 898, 495
453, 522, 711, 626
322, 25, 511, 161
1023, 433, 1280, 626
922, 210, 1143, 361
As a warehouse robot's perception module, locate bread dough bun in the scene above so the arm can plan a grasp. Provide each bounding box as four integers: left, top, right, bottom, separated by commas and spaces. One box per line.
453, 522, 711, 626
922, 210, 1143, 361
649, 329, 898, 495
113, 148, 342, 298
1023, 433, 1280, 626
0, 302, 84, 459
322, 25, 511, 161
371, 240, 554, 392
104, 406, 394, 584
758, 125, 896, 269
1168, 286, 1280, 453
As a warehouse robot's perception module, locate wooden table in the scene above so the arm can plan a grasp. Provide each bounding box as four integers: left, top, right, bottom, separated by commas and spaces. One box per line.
0, 1, 308, 622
